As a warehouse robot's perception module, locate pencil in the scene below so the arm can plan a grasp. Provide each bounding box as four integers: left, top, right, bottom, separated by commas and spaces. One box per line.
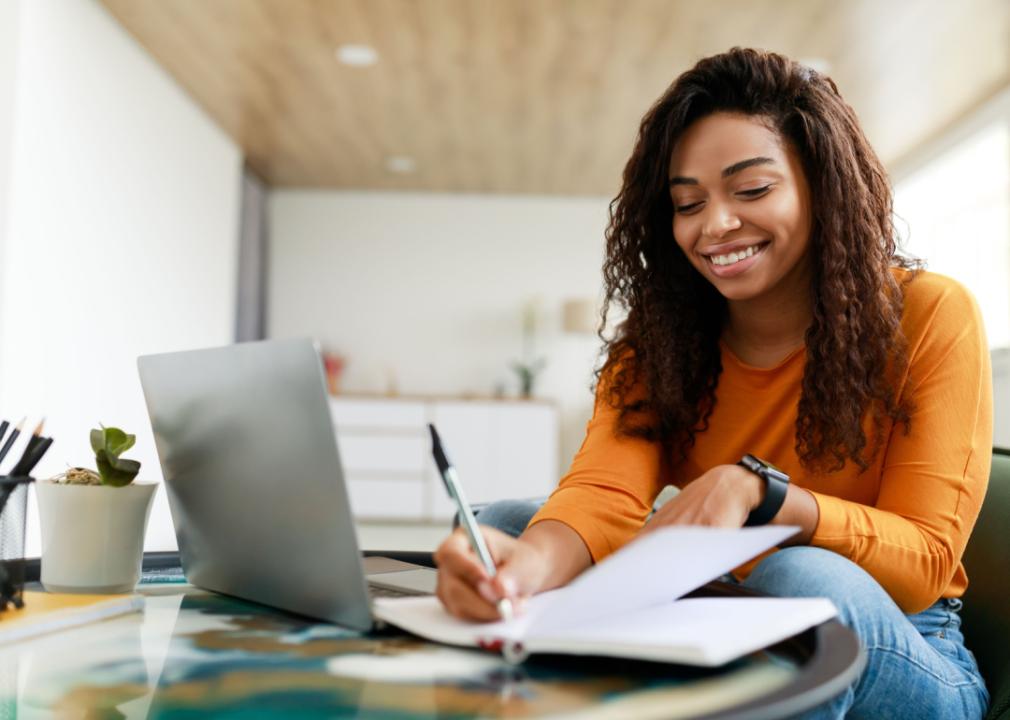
0, 417, 24, 467
0, 420, 9, 447
18, 416, 45, 460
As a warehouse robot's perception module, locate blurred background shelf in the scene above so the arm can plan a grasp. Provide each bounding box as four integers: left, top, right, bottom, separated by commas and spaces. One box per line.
331, 396, 558, 521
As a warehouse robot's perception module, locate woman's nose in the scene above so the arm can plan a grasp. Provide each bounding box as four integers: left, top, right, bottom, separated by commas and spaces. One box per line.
703, 203, 742, 239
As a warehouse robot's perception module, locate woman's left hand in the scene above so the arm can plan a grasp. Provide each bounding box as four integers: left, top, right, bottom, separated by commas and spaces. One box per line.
640, 464, 762, 533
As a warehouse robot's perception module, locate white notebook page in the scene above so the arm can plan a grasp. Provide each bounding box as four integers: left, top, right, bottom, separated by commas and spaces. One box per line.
526, 525, 798, 636
527, 596, 837, 666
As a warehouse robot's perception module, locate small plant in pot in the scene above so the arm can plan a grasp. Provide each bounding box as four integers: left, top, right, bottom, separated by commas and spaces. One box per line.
36, 426, 157, 594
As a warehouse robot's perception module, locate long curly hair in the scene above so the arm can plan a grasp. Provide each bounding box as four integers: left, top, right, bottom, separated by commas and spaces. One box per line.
600, 47, 919, 473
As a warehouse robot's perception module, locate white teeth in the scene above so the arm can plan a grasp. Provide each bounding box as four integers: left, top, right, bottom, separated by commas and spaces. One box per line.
710, 244, 761, 266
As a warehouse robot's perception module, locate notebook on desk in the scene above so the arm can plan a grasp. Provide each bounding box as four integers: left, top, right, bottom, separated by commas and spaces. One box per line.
374, 526, 838, 667
137, 338, 437, 632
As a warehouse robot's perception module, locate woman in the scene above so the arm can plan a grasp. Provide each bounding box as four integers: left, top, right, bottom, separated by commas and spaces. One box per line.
435, 48, 991, 718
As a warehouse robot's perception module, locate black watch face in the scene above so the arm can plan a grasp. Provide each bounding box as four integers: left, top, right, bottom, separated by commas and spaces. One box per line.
746, 455, 789, 481
740, 455, 762, 473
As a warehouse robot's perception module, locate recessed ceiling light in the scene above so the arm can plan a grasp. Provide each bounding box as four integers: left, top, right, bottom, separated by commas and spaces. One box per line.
386, 156, 416, 174
336, 44, 378, 67
799, 57, 832, 75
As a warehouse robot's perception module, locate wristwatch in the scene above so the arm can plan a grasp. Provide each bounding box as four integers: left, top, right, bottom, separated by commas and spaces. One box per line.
738, 454, 790, 526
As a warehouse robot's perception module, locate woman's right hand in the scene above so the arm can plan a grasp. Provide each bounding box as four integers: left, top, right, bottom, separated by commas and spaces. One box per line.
433, 525, 549, 622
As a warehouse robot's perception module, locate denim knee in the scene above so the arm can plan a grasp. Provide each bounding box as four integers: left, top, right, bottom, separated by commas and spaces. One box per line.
744, 547, 989, 719
473, 499, 544, 538
743, 546, 896, 624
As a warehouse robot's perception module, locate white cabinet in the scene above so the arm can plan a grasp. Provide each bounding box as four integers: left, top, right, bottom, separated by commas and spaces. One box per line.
329, 396, 559, 521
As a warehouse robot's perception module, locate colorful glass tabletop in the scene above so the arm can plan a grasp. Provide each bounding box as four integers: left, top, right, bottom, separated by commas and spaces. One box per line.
0, 580, 847, 719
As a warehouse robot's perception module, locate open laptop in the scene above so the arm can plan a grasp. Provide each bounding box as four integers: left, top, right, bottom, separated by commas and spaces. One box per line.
137, 338, 438, 631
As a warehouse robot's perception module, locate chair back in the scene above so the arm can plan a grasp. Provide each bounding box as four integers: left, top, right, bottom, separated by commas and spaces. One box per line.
961, 449, 1010, 720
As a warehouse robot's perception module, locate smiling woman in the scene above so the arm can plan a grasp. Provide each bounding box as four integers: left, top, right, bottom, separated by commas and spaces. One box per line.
434, 48, 993, 719
669, 114, 813, 305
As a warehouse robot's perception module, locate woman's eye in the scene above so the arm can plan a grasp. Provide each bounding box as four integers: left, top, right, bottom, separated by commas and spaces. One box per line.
737, 185, 772, 199
674, 201, 703, 214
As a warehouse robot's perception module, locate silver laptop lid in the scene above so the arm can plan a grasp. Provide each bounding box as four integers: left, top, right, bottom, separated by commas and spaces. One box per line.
137, 338, 373, 630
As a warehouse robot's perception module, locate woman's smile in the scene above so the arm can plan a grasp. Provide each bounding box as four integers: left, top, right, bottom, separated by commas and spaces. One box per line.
701, 240, 770, 276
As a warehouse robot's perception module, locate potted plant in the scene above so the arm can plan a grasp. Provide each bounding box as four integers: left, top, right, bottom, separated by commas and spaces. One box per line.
36, 426, 157, 593
511, 298, 547, 398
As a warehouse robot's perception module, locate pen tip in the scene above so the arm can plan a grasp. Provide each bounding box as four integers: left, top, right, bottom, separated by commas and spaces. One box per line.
33, 418, 45, 436
15, 417, 25, 430
498, 598, 515, 622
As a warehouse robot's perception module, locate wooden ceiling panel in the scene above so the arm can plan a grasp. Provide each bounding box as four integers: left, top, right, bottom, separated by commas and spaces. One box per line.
99, 0, 1010, 195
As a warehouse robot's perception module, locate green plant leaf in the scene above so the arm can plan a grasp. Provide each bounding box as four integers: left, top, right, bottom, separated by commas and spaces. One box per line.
91, 425, 141, 486
101, 427, 131, 457
90, 428, 104, 455
96, 449, 140, 487
110, 432, 135, 457
109, 455, 141, 473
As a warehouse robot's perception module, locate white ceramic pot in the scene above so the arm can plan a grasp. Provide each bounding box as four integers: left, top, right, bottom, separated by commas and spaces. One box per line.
36, 481, 157, 594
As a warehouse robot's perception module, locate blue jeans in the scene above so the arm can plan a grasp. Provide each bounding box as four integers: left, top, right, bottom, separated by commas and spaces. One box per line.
474, 500, 990, 719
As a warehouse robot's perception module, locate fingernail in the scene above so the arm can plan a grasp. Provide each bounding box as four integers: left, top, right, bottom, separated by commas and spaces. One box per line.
477, 581, 497, 603
500, 576, 518, 598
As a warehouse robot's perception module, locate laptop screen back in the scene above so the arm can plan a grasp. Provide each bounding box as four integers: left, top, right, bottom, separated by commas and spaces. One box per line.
137, 338, 373, 630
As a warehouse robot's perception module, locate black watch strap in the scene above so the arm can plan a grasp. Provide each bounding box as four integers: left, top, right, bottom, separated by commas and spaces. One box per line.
739, 454, 790, 527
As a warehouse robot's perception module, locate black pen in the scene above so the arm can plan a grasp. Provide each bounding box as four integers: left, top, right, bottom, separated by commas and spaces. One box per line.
10, 419, 45, 476
0, 420, 9, 448
12, 436, 51, 477
429, 424, 514, 621
0, 417, 24, 467
20, 437, 52, 476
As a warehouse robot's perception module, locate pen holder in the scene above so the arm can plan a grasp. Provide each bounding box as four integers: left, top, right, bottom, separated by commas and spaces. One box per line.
0, 476, 34, 611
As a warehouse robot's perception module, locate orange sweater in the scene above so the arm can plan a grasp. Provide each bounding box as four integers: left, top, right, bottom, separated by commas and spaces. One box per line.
529, 270, 992, 614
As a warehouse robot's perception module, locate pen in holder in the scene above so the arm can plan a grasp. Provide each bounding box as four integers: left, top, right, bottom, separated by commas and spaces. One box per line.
0, 475, 34, 611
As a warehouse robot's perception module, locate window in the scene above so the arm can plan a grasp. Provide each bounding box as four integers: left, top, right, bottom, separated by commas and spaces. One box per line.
894, 119, 1010, 348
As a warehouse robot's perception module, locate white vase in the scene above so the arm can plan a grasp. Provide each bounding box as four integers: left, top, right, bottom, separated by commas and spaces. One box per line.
36, 481, 158, 594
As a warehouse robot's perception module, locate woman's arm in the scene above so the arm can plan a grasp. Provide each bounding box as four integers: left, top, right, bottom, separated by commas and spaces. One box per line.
773, 484, 820, 545
519, 519, 593, 590
640, 462, 819, 545
806, 279, 992, 613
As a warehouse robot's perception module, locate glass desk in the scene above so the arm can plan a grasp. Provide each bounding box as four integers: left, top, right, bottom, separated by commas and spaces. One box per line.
0, 554, 864, 719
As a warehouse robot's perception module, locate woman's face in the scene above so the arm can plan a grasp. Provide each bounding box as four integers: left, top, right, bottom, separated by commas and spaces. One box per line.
668, 112, 813, 303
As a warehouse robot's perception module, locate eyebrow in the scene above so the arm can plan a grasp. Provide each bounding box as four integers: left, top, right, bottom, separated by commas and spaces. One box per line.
669, 156, 777, 186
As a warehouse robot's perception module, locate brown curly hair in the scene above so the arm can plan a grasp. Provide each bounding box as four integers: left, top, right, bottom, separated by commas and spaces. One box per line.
600, 47, 919, 473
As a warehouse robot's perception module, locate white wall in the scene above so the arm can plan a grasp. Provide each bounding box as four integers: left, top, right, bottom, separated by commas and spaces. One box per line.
0, 0, 243, 555
268, 191, 611, 475
0, 0, 22, 369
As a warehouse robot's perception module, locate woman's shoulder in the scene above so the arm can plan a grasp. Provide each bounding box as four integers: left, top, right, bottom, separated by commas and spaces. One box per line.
893, 267, 986, 356
895, 267, 981, 320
